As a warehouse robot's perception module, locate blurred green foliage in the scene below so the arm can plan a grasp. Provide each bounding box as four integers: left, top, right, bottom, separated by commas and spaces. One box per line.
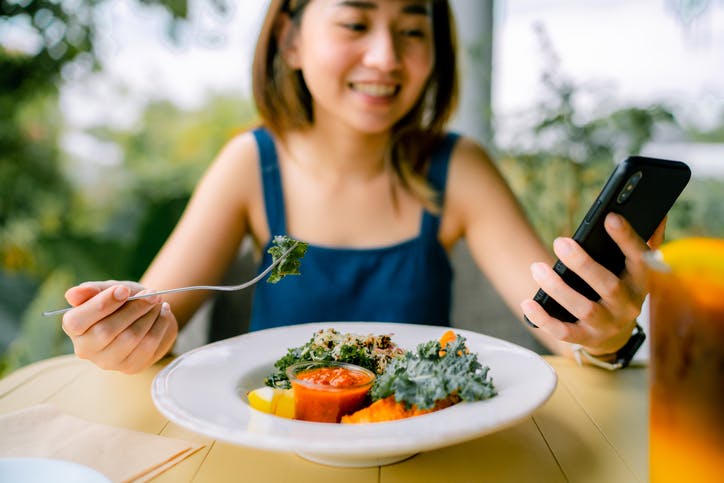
496, 25, 724, 245
0, 0, 244, 375
0, 94, 257, 375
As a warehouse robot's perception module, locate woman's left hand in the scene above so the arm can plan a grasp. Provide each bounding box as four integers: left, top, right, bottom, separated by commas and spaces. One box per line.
522, 212, 666, 356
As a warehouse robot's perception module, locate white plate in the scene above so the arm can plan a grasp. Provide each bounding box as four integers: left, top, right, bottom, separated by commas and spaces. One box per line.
152, 322, 557, 467
0, 458, 111, 483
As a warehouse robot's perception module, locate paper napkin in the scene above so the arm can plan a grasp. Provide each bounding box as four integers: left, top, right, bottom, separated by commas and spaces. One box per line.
0, 404, 204, 482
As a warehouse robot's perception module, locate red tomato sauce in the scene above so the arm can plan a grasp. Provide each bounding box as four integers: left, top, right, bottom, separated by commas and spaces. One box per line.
297, 366, 371, 387
290, 365, 374, 423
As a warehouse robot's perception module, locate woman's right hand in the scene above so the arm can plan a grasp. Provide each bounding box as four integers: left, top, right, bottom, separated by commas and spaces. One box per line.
61, 281, 179, 374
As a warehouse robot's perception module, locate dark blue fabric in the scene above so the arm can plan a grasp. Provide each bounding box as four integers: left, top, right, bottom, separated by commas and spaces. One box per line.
249, 128, 458, 330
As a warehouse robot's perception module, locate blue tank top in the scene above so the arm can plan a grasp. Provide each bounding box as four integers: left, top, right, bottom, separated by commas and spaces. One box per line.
249, 128, 457, 331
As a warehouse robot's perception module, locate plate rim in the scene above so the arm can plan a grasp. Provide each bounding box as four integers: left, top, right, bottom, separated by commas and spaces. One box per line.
0, 457, 112, 482
152, 322, 557, 458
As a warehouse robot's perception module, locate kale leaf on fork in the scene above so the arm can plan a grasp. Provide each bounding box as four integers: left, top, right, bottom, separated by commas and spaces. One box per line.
267, 235, 308, 284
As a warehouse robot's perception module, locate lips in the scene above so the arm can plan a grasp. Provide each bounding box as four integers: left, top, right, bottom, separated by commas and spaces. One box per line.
349, 82, 398, 97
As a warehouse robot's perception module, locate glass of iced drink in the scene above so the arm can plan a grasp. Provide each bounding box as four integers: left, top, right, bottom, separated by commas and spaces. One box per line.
645, 238, 724, 483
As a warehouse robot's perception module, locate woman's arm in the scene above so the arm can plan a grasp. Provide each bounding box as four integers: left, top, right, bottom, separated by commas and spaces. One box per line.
442, 137, 653, 357
62, 132, 262, 372
140, 132, 262, 326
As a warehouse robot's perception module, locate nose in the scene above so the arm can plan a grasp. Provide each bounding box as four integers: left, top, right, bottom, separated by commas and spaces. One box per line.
363, 29, 401, 72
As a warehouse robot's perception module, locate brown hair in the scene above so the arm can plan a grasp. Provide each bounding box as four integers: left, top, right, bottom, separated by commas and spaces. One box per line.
252, 0, 459, 210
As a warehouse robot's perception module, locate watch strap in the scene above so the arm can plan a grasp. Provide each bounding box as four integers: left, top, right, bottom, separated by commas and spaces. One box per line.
571, 323, 646, 370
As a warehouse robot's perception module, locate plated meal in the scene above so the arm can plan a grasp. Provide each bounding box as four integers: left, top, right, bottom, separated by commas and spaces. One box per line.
152, 322, 557, 467
246, 328, 498, 424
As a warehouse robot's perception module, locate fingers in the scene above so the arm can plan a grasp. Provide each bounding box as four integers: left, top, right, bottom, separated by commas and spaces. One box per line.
523, 212, 651, 355
118, 303, 178, 374
155, 303, 179, 355
69, 288, 161, 346
69, 300, 177, 374
65, 281, 146, 307
522, 258, 604, 348
60, 279, 178, 373
88, 304, 162, 371
521, 299, 587, 343
604, 213, 649, 260
604, 213, 650, 301
65, 285, 102, 307
560, 237, 636, 319
529, 250, 613, 326
647, 216, 667, 250
62, 285, 132, 336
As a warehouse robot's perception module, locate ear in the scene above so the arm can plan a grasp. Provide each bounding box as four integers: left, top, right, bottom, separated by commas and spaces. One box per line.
275, 13, 301, 69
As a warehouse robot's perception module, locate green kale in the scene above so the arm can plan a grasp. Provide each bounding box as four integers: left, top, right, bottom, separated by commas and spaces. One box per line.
264, 344, 305, 388
266, 235, 308, 284
370, 334, 497, 410
337, 344, 377, 371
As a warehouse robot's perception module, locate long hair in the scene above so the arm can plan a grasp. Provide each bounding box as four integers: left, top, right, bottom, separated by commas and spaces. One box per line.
252, 0, 459, 211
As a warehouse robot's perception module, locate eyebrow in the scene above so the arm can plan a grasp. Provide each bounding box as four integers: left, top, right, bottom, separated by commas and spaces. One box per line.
335, 1, 431, 15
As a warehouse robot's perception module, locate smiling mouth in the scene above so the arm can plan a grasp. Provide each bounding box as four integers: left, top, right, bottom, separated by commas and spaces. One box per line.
350, 83, 399, 98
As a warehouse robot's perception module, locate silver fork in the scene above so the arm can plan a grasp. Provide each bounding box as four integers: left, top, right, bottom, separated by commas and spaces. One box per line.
42, 242, 299, 317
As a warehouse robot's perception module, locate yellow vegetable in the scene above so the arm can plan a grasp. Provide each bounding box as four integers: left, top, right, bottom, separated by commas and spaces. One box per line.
247, 386, 295, 419
247, 386, 278, 414
275, 389, 295, 419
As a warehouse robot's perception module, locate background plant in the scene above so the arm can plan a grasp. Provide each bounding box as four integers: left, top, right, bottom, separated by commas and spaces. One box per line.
495, 25, 723, 246
0, 0, 241, 374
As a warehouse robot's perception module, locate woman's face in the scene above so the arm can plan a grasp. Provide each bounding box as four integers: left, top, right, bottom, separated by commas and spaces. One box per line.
284, 0, 435, 135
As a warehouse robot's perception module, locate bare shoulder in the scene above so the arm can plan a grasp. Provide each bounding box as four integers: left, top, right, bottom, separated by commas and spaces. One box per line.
449, 134, 493, 162
446, 135, 509, 203
199, 130, 262, 203
180, 129, 268, 243
212, 130, 261, 177
440, 134, 525, 243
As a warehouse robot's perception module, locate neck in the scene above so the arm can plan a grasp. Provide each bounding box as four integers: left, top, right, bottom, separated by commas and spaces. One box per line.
281, 124, 391, 181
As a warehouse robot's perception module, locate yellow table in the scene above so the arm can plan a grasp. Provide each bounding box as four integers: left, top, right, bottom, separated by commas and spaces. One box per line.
0, 354, 647, 482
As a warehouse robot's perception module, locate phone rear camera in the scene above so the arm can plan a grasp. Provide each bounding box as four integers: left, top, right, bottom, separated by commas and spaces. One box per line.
617, 171, 643, 204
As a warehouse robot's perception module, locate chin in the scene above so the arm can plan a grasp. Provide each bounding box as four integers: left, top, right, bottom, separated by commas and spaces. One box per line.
348, 114, 404, 135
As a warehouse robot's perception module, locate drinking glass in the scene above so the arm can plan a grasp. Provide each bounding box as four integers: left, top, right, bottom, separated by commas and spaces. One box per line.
646, 238, 724, 483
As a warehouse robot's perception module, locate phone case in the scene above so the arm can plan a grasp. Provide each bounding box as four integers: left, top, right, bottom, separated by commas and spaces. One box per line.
528, 156, 691, 325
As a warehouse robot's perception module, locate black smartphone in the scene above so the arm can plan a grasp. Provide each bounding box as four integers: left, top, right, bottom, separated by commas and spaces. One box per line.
526, 155, 691, 326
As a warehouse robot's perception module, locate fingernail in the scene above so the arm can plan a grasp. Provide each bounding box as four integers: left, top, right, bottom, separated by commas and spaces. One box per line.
161, 302, 170, 316
114, 286, 130, 301
554, 237, 573, 256
139, 290, 161, 304
606, 212, 623, 229
530, 262, 547, 279
520, 299, 534, 314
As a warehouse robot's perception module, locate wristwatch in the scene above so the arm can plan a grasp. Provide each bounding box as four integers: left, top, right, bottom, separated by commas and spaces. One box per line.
571, 323, 646, 370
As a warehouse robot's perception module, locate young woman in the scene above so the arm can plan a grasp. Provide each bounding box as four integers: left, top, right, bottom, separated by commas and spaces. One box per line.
61, 0, 659, 373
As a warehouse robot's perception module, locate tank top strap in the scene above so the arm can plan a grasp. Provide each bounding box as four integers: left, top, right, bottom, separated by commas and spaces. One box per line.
253, 127, 287, 236
421, 132, 460, 237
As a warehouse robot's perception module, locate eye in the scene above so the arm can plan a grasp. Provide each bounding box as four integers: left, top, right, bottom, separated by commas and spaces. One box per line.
400, 28, 426, 38
339, 22, 367, 32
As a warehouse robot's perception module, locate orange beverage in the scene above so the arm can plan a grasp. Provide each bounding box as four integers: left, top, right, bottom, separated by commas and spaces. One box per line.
287, 361, 375, 423
646, 238, 724, 483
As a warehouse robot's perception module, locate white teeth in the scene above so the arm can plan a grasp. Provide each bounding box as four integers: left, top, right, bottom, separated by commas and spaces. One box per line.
352, 83, 396, 97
